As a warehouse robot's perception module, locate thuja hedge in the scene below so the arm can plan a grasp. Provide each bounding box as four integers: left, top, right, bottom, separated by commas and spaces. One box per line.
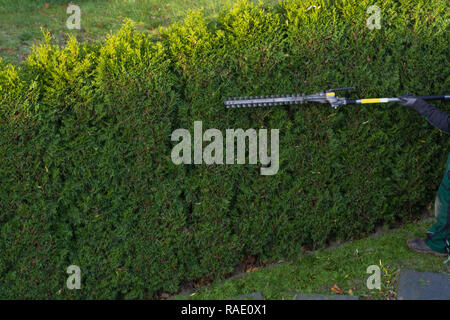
0, 0, 449, 299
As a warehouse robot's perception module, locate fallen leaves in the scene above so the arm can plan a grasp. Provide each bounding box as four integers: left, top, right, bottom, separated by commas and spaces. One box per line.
330, 284, 343, 294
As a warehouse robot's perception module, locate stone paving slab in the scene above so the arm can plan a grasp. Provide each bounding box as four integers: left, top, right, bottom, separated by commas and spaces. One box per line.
294, 293, 359, 300
397, 269, 450, 300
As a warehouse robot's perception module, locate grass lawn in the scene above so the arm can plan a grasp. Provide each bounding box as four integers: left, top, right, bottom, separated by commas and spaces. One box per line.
174, 217, 449, 300
0, 0, 275, 65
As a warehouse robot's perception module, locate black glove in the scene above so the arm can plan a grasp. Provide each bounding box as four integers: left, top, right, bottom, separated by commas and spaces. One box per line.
398, 93, 429, 115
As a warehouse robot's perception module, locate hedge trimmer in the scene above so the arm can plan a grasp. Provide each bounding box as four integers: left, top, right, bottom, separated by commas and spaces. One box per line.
224, 87, 450, 109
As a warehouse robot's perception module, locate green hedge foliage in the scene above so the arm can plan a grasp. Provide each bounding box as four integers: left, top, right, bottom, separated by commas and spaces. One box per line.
0, 0, 449, 298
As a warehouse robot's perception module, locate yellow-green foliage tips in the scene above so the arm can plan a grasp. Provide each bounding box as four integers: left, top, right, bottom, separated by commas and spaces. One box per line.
0, 0, 449, 299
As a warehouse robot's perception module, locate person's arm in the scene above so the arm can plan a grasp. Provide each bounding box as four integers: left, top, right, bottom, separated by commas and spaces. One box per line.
399, 95, 449, 134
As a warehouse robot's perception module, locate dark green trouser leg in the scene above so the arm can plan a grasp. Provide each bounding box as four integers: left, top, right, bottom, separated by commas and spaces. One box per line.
426, 153, 450, 254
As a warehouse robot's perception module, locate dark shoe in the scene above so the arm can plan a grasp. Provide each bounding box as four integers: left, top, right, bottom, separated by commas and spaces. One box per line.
407, 238, 447, 257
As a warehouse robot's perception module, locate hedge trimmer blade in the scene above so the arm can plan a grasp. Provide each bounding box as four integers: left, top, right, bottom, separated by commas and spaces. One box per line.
224, 87, 450, 110
224, 94, 307, 109
225, 87, 353, 109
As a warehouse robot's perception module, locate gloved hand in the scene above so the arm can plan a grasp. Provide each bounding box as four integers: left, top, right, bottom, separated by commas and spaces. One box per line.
398, 93, 429, 115
398, 93, 418, 107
